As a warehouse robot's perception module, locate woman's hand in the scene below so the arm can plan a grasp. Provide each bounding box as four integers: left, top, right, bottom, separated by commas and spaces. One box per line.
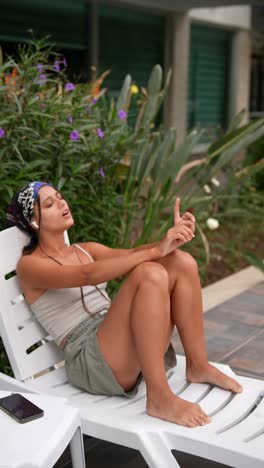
174, 197, 196, 248
174, 197, 195, 233
154, 219, 195, 258
153, 197, 196, 259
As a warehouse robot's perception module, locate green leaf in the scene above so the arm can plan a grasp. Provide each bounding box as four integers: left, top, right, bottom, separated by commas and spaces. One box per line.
57, 177, 67, 191
6, 186, 13, 199
28, 159, 48, 169
116, 74, 132, 111
243, 253, 264, 273
72, 162, 92, 174
227, 108, 246, 133
12, 144, 25, 163
78, 123, 98, 132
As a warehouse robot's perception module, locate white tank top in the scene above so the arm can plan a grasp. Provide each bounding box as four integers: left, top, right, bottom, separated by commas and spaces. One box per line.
29, 244, 111, 347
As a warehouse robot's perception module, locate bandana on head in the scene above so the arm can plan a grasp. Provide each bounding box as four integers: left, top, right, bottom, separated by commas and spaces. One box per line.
6, 181, 54, 233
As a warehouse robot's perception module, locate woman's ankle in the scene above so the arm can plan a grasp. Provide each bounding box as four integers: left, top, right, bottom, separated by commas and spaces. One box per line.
146, 384, 174, 407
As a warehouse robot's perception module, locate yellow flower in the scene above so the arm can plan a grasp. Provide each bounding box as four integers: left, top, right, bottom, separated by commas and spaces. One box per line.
130, 84, 139, 94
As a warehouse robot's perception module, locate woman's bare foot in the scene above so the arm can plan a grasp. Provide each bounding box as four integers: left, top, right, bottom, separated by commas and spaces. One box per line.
186, 362, 243, 393
147, 391, 212, 428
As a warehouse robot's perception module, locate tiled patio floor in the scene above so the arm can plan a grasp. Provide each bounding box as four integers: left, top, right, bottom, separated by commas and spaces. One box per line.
172, 280, 264, 381
55, 280, 264, 468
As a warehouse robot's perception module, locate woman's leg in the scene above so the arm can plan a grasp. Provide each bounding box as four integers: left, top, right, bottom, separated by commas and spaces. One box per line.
155, 249, 243, 393
96, 261, 211, 427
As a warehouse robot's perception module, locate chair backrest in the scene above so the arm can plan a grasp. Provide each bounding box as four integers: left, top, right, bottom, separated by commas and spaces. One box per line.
0, 226, 70, 382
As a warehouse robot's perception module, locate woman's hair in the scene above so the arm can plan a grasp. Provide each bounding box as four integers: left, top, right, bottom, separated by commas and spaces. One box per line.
22, 193, 42, 256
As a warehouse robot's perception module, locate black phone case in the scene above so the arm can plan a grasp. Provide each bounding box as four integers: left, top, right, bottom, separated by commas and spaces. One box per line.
0, 393, 44, 424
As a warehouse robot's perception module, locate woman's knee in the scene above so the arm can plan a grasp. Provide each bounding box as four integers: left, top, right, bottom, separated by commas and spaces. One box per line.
172, 250, 199, 275
132, 262, 169, 289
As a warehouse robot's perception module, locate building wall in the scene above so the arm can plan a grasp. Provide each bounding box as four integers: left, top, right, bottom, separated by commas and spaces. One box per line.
165, 5, 252, 143
189, 5, 251, 30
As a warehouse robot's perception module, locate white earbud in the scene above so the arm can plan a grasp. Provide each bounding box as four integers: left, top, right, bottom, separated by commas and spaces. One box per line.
32, 221, 39, 228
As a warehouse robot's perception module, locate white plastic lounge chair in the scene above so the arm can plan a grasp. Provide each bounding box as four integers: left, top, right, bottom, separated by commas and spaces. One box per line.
0, 388, 86, 468
0, 226, 264, 468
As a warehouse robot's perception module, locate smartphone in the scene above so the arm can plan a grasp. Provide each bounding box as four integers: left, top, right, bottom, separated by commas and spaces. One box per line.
0, 393, 44, 424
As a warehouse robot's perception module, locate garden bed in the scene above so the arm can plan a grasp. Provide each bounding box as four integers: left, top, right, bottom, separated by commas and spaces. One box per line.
193, 219, 263, 287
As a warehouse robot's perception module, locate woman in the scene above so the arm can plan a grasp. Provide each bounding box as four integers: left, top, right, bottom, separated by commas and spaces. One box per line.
6, 181, 243, 429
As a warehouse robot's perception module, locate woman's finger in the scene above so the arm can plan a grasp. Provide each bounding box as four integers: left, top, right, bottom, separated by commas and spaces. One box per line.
182, 212, 196, 223
175, 233, 186, 243
174, 197, 181, 225
175, 219, 194, 227
180, 227, 194, 240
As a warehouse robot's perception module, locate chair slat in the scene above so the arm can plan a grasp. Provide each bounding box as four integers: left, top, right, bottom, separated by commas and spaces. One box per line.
18, 320, 50, 349
31, 365, 67, 387
5, 276, 22, 302
10, 300, 34, 324
24, 341, 65, 377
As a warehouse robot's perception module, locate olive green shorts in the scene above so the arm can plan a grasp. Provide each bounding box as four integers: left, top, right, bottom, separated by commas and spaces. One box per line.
63, 314, 177, 399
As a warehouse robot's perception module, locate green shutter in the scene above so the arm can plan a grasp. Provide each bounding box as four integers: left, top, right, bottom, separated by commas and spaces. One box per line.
98, 4, 165, 125
0, 0, 88, 49
188, 24, 231, 142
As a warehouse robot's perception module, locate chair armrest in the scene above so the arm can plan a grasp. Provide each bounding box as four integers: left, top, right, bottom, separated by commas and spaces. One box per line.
0, 372, 41, 394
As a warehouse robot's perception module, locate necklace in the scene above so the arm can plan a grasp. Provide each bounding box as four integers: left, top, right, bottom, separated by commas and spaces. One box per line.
38, 243, 111, 304
72, 244, 111, 302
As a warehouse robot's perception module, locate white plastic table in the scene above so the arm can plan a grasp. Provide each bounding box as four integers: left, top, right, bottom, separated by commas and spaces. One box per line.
0, 390, 86, 468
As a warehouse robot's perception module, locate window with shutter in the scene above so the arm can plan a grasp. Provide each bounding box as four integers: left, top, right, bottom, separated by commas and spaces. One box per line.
98, 4, 165, 127
188, 24, 231, 143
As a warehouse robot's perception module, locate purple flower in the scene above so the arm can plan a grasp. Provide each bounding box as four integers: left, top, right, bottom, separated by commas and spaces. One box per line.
118, 109, 127, 120
38, 74, 46, 86
99, 167, 105, 178
91, 97, 97, 105
0, 128, 5, 138
68, 115, 73, 124
116, 197, 123, 204
62, 57, 67, 68
36, 63, 44, 72
54, 60, 60, 72
65, 82, 75, 92
70, 130, 80, 141
97, 128, 104, 139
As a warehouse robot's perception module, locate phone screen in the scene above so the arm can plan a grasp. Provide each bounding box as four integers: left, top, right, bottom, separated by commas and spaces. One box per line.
0, 393, 44, 421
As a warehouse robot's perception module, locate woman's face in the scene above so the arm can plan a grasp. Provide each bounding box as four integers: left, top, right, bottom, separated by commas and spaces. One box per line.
32, 186, 74, 230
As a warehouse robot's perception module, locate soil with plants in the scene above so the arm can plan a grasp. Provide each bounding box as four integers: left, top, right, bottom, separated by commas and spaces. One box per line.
193, 219, 264, 287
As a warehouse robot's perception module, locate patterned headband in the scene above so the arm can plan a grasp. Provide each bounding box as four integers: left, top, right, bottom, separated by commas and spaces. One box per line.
6, 181, 54, 233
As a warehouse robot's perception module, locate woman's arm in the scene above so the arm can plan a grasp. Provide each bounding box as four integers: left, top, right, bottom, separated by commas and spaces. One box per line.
17, 247, 160, 290
83, 241, 158, 261
132, 242, 157, 253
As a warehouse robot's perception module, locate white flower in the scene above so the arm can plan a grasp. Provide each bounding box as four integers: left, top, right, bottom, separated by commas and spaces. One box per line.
211, 177, 220, 187
203, 184, 211, 194
206, 218, 219, 230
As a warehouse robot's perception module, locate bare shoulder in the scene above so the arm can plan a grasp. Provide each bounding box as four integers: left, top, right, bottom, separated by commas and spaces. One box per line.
16, 250, 45, 274
16, 251, 47, 297
79, 241, 112, 261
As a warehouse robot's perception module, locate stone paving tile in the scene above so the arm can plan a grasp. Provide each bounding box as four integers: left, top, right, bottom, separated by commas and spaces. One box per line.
250, 282, 264, 295
222, 330, 264, 379
55, 281, 264, 467
171, 322, 261, 364
205, 303, 264, 324
173, 281, 264, 377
